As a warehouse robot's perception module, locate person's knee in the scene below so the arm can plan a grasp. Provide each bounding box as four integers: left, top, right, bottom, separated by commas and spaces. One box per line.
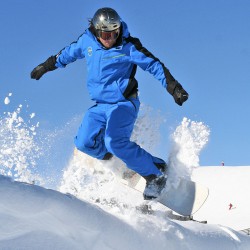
74, 137, 91, 154
75, 136, 108, 160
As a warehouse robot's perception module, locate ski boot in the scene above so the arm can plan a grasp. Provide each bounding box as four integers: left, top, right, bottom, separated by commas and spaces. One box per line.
143, 174, 167, 200
143, 161, 167, 200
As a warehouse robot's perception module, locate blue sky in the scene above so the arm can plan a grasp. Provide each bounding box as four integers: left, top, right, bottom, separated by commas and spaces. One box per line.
1, 0, 250, 167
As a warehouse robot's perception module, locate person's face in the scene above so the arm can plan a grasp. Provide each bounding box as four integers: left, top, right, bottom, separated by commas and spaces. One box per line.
97, 28, 120, 49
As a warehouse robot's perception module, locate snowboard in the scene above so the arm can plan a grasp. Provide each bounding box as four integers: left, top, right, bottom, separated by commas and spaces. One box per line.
121, 173, 209, 216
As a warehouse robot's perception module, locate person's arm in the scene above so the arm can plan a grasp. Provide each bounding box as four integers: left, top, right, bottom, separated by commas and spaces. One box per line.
31, 33, 86, 80
128, 36, 188, 106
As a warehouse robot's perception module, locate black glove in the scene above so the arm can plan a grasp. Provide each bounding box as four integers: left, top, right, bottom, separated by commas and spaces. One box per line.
167, 80, 189, 106
31, 56, 57, 80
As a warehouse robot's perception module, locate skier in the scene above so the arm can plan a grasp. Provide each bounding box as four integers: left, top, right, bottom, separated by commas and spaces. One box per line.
30, 7, 188, 200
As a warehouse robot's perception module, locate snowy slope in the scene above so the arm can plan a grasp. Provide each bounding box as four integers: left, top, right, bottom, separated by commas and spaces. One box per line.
1, 174, 250, 250
193, 166, 250, 231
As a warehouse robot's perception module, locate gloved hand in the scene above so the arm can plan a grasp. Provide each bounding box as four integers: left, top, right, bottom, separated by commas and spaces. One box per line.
31, 56, 57, 80
167, 80, 189, 106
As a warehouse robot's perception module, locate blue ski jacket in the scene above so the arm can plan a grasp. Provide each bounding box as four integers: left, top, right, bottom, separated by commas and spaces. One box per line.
55, 21, 173, 103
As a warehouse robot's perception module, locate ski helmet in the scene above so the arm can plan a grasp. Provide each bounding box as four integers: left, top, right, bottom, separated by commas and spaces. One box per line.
92, 7, 121, 32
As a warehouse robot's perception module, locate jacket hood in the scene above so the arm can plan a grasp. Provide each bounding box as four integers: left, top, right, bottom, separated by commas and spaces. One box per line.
121, 20, 130, 39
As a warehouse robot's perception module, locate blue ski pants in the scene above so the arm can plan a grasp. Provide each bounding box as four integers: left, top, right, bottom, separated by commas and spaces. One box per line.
74, 97, 164, 177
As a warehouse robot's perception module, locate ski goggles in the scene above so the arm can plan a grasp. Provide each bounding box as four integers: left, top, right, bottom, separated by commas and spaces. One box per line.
96, 28, 120, 41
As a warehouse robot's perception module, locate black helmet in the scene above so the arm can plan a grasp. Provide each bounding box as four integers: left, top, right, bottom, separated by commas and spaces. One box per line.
92, 7, 121, 32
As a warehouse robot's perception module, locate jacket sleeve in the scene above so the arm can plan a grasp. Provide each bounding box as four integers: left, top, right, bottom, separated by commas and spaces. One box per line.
127, 36, 176, 88
55, 33, 86, 68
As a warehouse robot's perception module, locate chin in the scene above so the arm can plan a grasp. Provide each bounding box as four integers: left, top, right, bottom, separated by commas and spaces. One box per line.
100, 40, 115, 49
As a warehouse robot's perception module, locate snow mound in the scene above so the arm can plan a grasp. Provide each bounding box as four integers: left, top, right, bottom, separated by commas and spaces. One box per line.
1, 175, 250, 250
